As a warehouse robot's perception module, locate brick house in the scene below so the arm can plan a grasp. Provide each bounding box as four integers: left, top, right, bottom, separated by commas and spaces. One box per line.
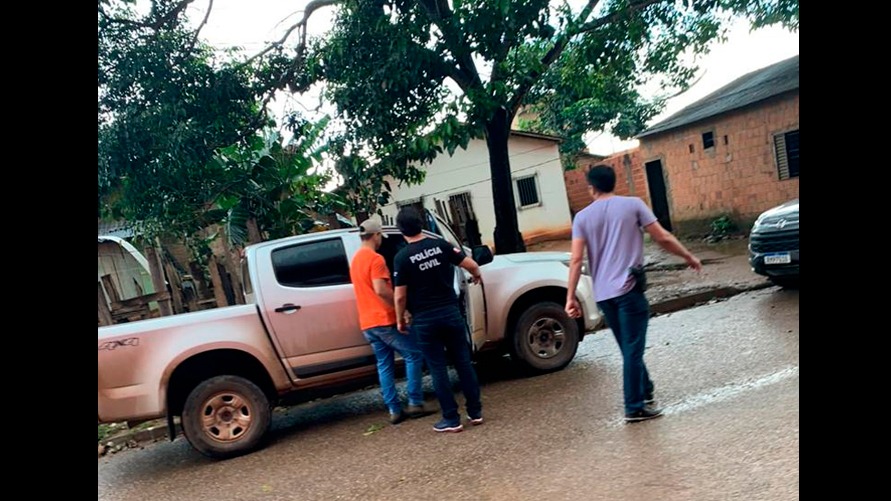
563, 55, 799, 237
635, 54, 799, 235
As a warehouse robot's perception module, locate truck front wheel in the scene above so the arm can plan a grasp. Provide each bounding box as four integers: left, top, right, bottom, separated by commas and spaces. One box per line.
181, 375, 271, 459
510, 301, 580, 375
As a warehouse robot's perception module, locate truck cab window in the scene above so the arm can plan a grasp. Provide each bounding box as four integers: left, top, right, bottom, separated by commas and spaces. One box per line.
271, 238, 350, 287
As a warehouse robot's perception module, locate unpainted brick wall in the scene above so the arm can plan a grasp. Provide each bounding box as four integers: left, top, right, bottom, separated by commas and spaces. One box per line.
637, 92, 799, 231
564, 150, 649, 215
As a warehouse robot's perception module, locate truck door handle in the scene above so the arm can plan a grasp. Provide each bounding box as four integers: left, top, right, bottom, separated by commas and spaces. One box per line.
275, 303, 302, 313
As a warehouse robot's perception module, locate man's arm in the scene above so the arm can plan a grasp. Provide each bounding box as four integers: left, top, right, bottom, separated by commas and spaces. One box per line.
643, 221, 702, 271
372, 278, 394, 306
394, 285, 409, 332
565, 237, 586, 318
458, 257, 483, 284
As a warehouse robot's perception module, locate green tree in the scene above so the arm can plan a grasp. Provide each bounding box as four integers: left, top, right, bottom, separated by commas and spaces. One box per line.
98, 0, 335, 252
299, 0, 797, 253
210, 117, 345, 247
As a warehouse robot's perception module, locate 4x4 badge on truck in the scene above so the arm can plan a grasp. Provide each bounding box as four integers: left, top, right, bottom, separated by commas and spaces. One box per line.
98, 338, 139, 351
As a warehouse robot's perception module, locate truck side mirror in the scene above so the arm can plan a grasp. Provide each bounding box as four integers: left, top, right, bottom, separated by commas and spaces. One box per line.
472, 245, 494, 266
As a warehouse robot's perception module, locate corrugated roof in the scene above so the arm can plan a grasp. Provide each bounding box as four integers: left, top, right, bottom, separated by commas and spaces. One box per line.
509, 129, 564, 143
98, 220, 135, 238
637, 54, 799, 139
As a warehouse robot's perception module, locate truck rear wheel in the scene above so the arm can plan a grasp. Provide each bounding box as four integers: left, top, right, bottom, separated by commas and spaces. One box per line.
509, 301, 579, 375
181, 375, 271, 459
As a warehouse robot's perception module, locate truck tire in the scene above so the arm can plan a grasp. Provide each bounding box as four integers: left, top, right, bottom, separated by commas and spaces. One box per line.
509, 301, 579, 375
181, 375, 271, 459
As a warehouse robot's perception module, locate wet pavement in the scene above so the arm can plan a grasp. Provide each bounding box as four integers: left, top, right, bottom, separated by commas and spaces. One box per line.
98, 286, 799, 501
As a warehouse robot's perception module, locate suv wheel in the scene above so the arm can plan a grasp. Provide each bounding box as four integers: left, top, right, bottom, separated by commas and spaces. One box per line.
509, 301, 580, 375
181, 375, 271, 459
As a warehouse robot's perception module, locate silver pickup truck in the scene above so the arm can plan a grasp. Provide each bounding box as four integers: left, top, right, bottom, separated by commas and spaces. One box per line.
98, 214, 601, 459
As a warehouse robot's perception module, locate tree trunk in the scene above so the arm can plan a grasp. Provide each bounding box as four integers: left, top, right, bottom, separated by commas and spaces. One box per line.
246, 218, 263, 244
486, 107, 526, 254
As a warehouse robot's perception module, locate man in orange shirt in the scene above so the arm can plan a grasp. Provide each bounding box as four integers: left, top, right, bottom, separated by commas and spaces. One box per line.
350, 217, 433, 424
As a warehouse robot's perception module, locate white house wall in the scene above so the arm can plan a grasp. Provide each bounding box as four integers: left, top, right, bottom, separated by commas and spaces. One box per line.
380, 134, 572, 249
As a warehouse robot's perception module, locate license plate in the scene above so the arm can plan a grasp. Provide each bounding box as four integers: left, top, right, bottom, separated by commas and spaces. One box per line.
764, 252, 791, 265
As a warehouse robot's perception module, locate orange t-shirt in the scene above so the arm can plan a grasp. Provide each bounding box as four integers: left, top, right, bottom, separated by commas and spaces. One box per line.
349, 246, 398, 330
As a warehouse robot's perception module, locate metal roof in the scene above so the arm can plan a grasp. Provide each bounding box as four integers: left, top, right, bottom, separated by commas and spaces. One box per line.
638, 54, 799, 139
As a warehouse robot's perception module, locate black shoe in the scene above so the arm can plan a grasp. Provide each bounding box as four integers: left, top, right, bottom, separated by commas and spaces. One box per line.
466, 414, 484, 426
405, 403, 436, 419
389, 411, 407, 425
625, 406, 663, 423
433, 418, 464, 433
644, 392, 656, 405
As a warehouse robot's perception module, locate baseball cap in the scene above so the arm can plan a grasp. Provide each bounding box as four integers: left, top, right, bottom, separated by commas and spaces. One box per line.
358, 217, 387, 237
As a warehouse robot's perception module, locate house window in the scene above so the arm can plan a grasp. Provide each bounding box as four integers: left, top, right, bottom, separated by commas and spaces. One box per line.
702, 131, 715, 149
774, 129, 800, 180
515, 175, 541, 208
271, 238, 350, 288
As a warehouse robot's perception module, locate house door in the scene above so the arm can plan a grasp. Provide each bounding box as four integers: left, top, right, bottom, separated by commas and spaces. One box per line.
644, 160, 673, 232
447, 192, 482, 247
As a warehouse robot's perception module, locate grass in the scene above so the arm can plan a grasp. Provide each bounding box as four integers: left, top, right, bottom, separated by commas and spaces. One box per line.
98, 419, 166, 444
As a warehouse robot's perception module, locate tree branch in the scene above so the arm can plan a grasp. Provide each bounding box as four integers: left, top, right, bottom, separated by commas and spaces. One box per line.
507, 0, 670, 116
417, 0, 483, 92
186, 0, 213, 55
577, 0, 670, 34
240, 0, 341, 68
150, 0, 196, 28
507, 0, 601, 115
102, 0, 198, 30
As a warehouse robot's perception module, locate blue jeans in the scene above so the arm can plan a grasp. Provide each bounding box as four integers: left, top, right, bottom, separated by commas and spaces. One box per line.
363, 325, 426, 415
597, 289, 655, 415
410, 305, 482, 424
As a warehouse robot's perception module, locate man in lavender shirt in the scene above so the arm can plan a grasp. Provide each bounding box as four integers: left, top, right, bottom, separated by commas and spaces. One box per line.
565, 165, 701, 422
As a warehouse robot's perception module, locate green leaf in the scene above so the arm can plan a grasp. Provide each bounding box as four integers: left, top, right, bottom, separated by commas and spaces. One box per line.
363, 423, 386, 436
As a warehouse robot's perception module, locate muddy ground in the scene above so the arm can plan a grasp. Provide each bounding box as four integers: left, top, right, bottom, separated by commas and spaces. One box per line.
527, 235, 770, 307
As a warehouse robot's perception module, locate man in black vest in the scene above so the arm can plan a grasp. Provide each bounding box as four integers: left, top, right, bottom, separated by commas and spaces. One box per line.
393, 207, 484, 433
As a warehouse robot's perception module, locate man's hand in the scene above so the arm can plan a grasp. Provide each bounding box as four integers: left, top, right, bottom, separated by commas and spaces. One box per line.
686, 254, 703, 272
470, 272, 482, 285
565, 297, 581, 319
398, 311, 412, 334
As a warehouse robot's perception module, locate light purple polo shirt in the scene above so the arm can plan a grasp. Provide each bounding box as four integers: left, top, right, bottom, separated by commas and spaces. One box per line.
571, 196, 658, 302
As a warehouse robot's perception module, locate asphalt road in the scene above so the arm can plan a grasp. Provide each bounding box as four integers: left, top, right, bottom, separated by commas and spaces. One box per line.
98, 286, 799, 501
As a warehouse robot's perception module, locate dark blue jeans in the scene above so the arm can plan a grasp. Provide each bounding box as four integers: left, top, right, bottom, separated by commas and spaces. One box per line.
597, 289, 655, 415
410, 304, 482, 424
362, 325, 426, 415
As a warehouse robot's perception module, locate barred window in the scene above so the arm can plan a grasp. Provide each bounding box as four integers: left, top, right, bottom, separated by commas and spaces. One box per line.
774, 129, 800, 180
515, 175, 540, 208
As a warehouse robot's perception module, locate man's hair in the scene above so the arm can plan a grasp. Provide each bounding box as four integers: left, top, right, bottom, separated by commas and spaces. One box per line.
396, 206, 424, 237
586, 165, 616, 193
360, 233, 376, 241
